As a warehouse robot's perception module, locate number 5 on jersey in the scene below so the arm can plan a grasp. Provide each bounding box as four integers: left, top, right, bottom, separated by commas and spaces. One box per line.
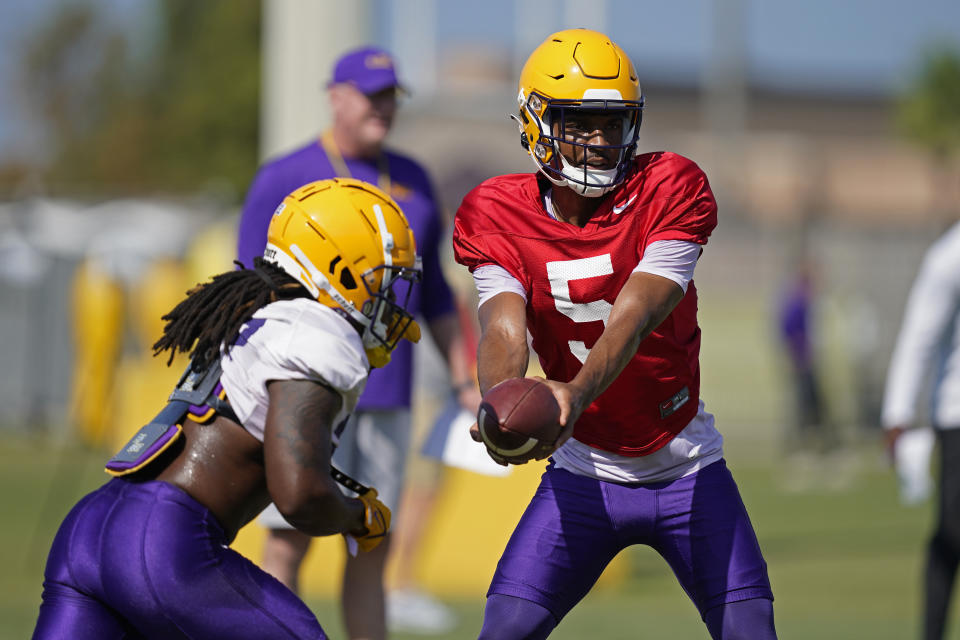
546, 254, 614, 364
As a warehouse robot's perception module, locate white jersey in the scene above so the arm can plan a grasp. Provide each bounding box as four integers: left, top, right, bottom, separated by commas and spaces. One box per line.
882, 221, 960, 430
219, 298, 369, 442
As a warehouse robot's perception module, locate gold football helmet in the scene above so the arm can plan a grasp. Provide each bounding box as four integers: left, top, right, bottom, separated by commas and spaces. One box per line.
515, 29, 644, 197
264, 178, 421, 367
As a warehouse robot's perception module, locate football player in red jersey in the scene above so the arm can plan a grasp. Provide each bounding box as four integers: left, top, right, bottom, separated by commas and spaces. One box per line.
453, 29, 777, 639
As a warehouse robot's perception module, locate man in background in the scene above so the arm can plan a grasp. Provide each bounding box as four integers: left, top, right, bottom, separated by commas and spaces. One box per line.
776, 259, 827, 451
237, 46, 478, 639
882, 221, 960, 640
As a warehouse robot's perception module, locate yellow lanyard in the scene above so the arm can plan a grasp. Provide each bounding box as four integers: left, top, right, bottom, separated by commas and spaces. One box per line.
320, 130, 391, 195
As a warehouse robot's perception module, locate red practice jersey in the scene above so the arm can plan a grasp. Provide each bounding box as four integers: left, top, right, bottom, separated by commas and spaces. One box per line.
454, 152, 717, 456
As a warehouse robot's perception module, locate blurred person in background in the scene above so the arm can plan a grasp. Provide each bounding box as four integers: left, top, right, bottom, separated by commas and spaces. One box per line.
236, 46, 478, 638
882, 220, 960, 640
776, 258, 828, 451
33, 179, 413, 639
453, 29, 776, 639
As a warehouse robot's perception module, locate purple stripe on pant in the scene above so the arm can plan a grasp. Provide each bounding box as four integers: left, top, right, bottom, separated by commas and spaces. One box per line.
33, 478, 326, 639
488, 459, 773, 622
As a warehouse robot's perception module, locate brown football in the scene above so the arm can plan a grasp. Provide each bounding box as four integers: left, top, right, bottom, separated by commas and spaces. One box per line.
477, 378, 562, 462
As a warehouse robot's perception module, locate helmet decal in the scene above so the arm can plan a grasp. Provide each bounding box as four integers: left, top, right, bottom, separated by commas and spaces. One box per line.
289, 243, 367, 325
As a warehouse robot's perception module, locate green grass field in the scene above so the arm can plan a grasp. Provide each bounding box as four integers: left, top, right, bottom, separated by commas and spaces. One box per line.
0, 432, 937, 639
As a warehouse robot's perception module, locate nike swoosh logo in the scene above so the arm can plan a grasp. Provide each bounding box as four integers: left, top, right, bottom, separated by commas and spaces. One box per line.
612, 195, 637, 214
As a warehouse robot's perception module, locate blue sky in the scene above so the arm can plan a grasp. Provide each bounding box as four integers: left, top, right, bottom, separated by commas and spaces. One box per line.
2, 0, 959, 162
410, 0, 960, 92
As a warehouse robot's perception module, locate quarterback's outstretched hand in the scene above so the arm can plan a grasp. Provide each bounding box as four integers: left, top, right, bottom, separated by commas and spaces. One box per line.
467, 377, 584, 465
350, 489, 391, 552
532, 377, 584, 456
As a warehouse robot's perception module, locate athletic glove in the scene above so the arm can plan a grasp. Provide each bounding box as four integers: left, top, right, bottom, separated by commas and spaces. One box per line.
351, 488, 391, 553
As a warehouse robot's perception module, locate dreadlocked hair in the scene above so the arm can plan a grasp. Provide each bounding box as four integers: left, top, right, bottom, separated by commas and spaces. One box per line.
153, 257, 312, 372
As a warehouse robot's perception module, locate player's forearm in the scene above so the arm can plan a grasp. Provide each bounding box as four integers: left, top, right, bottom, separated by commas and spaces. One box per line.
571, 273, 683, 406
477, 327, 528, 395
264, 380, 365, 536
278, 479, 366, 537
569, 305, 650, 406
267, 437, 367, 536
477, 293, 529, 394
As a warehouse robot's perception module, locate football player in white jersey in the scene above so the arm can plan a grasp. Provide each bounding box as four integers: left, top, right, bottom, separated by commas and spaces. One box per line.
34, 178, 421, 639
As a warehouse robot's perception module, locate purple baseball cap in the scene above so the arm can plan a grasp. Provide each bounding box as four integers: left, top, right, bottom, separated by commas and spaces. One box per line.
329, 46, 405, 95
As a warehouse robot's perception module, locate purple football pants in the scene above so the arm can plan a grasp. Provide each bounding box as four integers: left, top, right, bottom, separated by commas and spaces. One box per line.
33, 478, 326, 639
486, 459, 773, 628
